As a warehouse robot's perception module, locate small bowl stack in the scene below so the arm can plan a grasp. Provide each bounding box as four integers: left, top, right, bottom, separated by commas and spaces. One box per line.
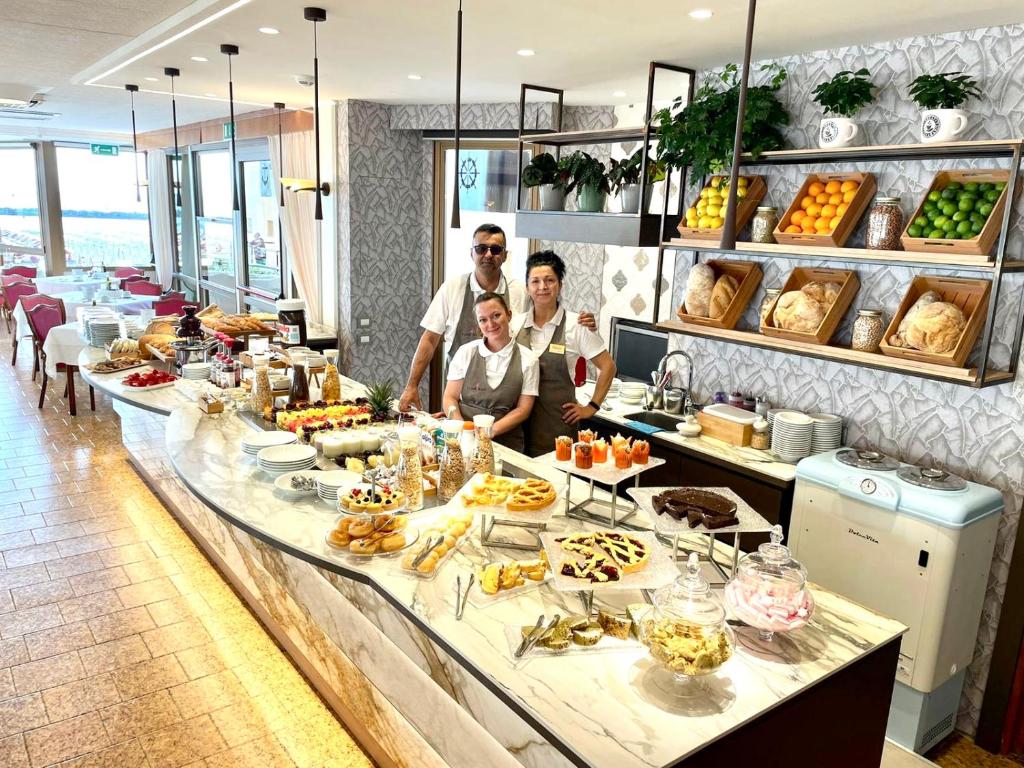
618, 382, 647, 405
241, 431, 297, 459
809, 413, 843, 454
770, 411, 814, 464
181, 362, 212, 381
315, 470, 362, 505
257, 444, 317, 477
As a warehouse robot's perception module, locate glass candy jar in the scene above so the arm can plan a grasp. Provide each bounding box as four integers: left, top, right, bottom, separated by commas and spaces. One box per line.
750, 206, 778, 244
646, 553, 734, 696
470, 415, 495, 476
865, 196, 903, 251
396, 426, 424, 511
438, 419, 467, 502
724, 525, 814, 644
852, 309, 885, 353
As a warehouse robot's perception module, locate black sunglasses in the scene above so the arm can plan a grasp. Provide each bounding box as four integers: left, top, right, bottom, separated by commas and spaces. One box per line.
472, 244, 506, 256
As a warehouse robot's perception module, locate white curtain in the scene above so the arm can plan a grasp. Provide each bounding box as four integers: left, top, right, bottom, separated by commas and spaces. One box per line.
268, 131, 322, 324
146, 152, 174, 290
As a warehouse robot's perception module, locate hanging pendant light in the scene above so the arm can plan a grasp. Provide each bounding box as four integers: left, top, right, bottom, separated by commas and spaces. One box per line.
164, 67, 182, 207
274, 102, 286, 207
125, 84, 141, 202
303, 7, 326, 221
220, 44, 240, 212
450, 0, 463, 229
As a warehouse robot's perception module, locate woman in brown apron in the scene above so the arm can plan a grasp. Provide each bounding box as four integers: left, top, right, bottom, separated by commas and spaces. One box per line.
514, 251, 617, 457
442, 292, 539, 453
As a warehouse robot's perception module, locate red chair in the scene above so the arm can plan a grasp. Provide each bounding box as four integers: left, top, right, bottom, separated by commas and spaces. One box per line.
25, 303, 94, 417
2, 279, 36, 335
113, 267, 144, 278
15, 294, 65, 376
2, 266, 37, 279
127, 281, 162, 296
153, 298, 189, 316
119, 275, 148, 291
160, 291, 185, 301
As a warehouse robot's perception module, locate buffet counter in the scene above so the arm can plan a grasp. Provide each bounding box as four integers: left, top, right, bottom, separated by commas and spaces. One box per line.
80, 349, 906, 768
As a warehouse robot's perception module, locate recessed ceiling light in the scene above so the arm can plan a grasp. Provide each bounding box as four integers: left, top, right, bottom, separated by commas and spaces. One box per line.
688, 9, 713, 19
258, 27, 279, 34
145, 77, 159, 82
407, 74, 422, 80
191, 56, 208, 62
613, 90, 627, 97
517, 49, 535, 57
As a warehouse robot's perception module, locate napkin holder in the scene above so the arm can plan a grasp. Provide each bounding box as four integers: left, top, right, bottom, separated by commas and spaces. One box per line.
197, 393, 224, 414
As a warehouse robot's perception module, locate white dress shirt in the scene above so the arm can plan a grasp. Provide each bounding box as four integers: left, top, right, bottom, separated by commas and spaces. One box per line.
446, 338, 540, 396
511, 306, 607, 378
420, 272, 529, 358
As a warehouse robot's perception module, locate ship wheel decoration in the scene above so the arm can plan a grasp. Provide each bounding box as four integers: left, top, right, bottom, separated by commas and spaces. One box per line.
458, 157, 479, 191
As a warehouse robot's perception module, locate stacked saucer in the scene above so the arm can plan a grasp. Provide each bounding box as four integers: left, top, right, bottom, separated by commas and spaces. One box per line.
88, 318, 121, 347
770, 411, 814, 464
619, 382, 647, 405
181, 362, 211, 381
257, 444, 317, 477
809, 413, 843, 454
315, 470, 362, 505
241, 431, 297, 459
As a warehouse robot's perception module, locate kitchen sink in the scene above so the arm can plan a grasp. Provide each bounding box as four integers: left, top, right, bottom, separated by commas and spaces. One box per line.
623, 411, 683, 431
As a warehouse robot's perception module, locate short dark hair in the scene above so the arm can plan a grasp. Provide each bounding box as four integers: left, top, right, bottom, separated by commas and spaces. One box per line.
472, 223, 506, 244
526, 250, 565, 283
474, 291, 510, 313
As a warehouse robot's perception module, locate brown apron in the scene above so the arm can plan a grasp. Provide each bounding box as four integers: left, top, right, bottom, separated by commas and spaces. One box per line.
517, 312, 577, 457
458, 342, 526, 453
446, 275, 511, 366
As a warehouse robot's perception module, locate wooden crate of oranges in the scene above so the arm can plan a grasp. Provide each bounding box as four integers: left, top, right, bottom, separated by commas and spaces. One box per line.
773, 173, 876, 248
677, 174, 767, 240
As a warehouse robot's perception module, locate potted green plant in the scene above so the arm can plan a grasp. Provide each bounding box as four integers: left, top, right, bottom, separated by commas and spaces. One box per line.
564, 151, 610, 213
811, 68, 875, 148
909, 72, 981, 143
608, 147, 666, 213
522, 152, 572, 210
655, 62, 789, 180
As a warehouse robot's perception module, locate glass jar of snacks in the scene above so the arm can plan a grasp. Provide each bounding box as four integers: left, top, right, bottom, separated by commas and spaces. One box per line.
249, 363, 273, 416
646, 552, 734, 691
852, 309, 885, 353
751, 418, 770, 450
396, 426, 424, 511
750, 206, 778, 244
724, 525, 814, 643
438, 419, 466, 502
865, 196, 903, 251
470, 415, 495, 475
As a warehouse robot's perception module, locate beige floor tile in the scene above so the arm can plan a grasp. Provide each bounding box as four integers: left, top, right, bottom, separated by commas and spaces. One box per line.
0, 563, 50, 592
204, 733, 296, 768
141, 619, 212, 659
123, 557, 182, 585
2, 542, 63, 569
11, 649, 85, 696
57, 534, 115, 559
0, 637, 29, 668
0, 733, 30, 768
173, 643, 229, 681
101, 689, 182, 743
168, 671, 247, 720
58, 589, 126, 624
146, 595, 209, 628
41, 672, 121, 723
0, 693, 47, 738
117, 578, 180, 610
88, 607, 157, 645
56, 737, 150, 768
139, 713, 226, 767
10, 578, 75, 610
99, 544, 157, 569
0, 668, 15, 699
208, 698, 277, 748
24, 711, 110, 766
79, 634, 151, 676
111, 655, 188, 701
45, 552, 106, 581
0, 604, 64, 640
31, 521, 86, 545
67, 566, 131, 597
23, 621, 95, 661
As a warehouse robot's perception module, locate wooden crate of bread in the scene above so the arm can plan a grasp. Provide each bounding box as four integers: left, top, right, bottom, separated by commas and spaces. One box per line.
900, 170, 1016, 257
773, 172, 876, 247
878, 276, 991, 368
760, 267, 859, 345
676, 259, 763, 330
676, 175, 767, 240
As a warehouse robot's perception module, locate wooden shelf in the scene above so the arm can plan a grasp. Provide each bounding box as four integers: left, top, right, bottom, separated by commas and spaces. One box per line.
657, 320, 1012, 387
737, 139, 1024, 166
520, 126, 648, 146
663, 238, 1024, 273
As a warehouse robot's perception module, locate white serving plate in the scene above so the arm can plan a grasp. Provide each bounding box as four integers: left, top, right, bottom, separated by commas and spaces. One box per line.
257, 444, 317, 464
121, 379, 176, 391
273, 471, 319, 497
242, 431, 298, 452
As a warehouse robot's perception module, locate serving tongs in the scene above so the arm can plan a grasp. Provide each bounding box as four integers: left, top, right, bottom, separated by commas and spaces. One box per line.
454, 573, 475, 620
412, 534, 445, 570
514, 613, 561, 659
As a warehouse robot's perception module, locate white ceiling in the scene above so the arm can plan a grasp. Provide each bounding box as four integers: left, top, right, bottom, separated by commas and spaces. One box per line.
2, 0, 1022, 140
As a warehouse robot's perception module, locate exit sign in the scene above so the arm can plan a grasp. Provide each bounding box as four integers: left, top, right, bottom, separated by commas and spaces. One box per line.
222, 123, 234, 140
90, 143, 119, 156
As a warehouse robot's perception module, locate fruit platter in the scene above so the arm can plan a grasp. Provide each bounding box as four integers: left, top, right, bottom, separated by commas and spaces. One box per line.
121, 369, 178, 390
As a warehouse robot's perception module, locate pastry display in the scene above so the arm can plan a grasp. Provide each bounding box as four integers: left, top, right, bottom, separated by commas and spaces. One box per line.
555, 531, 650, 583
459, 474, 556, 514
506, 479, 557, 511
684, 263, 715, 317
479, 555, 548, 594
518, 612, 636, 653
399, 509, 473, 576
338, 484, 406, 513
554, 435, 572, 461
708, 274, 738, 320
903, 301, 966, 354
327, 514, 409, 555
630, 440, 650, 465
86, 357, 146, 374
652, 488, 739, 530
574, 442, 593, 469
460, 473, 516, 506
889, 290, 940, 347
138, 333, 182, 359
202, 314, 274, 335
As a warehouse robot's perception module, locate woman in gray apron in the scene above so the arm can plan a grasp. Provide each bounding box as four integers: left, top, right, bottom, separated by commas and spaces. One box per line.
514, 251, 617, 457
442, 292, 539, 453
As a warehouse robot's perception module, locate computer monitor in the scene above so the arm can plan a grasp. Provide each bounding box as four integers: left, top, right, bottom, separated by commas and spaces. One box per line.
609, 317, 668, 383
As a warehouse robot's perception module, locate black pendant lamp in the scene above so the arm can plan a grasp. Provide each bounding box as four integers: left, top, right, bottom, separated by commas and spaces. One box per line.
450, 0, 463, 229
220, 44, 240, 211
125, 84, 141, 202
304, 7, 326, 221
164, 67, 182, 207
274, 102, 286, 207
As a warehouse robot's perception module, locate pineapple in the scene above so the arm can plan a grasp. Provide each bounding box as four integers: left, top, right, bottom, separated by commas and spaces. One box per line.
366, 381, 396, 422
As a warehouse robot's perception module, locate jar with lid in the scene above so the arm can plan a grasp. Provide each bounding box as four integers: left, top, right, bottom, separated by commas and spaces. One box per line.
470, 415, 495, 476
865, 196, 903, 251
396, 426, 424, 510
750, 206, 778, 244
852, 309, 885, 352
751, 418, 770, 449
646, 552, 734, 695
276, 298, 307, 346
438, 420, 467, 502
724, 525, 815, 643
249, 363, 273, 416
759, 288, 780, 327
287, 351, 310, 405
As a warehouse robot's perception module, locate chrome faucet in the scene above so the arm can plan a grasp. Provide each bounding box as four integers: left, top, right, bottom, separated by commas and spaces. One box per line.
657, 350, 694, 407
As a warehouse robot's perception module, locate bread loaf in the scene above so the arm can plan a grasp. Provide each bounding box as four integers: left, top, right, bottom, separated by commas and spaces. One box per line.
905, 301, 965, 354
889, 290, 941, 347
684, 263, 716, 317
708, 274, 739, 319
801, 280, 842, 307
773, 291, 825, 333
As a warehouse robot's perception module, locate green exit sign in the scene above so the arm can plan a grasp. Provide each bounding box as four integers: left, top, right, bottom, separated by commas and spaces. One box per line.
90, 143, 119, 156
222, 123, 234, 140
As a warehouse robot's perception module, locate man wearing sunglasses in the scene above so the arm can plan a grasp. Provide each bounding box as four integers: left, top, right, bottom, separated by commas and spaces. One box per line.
400, 223, 594, 412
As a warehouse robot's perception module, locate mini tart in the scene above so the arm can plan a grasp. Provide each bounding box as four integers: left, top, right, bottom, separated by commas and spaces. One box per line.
341, 486, 405, 512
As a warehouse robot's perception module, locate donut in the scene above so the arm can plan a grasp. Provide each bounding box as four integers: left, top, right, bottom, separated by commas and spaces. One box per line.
349, 519, 375, 538
379, 533, 407, 552
349, 538, 380, 555
328, 529, 351, 547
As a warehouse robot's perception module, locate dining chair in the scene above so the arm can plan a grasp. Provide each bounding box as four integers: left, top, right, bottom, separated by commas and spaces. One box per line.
120, 275, 148, 291
1, 266, 37, 279
127, 281, 162, 296
160, 291, 186, 301
113, 266, 145, 278
2, 279, 36, 336
25, 303, 94, 417
16, 294, 65, 376
152, 298, 189, 316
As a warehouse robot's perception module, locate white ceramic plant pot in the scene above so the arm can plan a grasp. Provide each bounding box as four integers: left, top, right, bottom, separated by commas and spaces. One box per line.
620, 183, 655, 214
539, 184, 566, 211
920, 109, 968, 143
818, 117, 860, 148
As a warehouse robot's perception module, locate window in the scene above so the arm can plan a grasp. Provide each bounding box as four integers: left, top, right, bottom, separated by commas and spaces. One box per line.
240, 159, 283, 297
195, 150, 236, 292
0, 146, 44, 266
55, 144, 151, 267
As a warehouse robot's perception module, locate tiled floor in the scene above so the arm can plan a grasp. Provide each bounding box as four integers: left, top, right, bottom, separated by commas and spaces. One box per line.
0, 345, 372, 766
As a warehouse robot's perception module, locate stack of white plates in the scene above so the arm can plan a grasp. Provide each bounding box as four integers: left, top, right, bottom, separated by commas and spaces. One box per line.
809, 413, 843, 454
315, 469, 362, 504
181, 362, 212, 381
606, 379, 621, 400
241, 431, 297, 458
619, 382, 647, 404
88, 319, 121, 347
257, 444, 317, 477
771, 411, 814, 463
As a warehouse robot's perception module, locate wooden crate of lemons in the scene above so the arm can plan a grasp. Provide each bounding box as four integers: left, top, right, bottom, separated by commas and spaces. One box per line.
677, 175, 767, 240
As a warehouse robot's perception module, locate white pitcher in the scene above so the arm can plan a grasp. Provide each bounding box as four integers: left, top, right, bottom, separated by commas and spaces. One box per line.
818, 117, 859, 148
920, 109, 968, 143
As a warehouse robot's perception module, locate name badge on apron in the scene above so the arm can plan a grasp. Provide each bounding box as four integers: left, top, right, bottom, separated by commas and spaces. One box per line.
548, 343, 566, 355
